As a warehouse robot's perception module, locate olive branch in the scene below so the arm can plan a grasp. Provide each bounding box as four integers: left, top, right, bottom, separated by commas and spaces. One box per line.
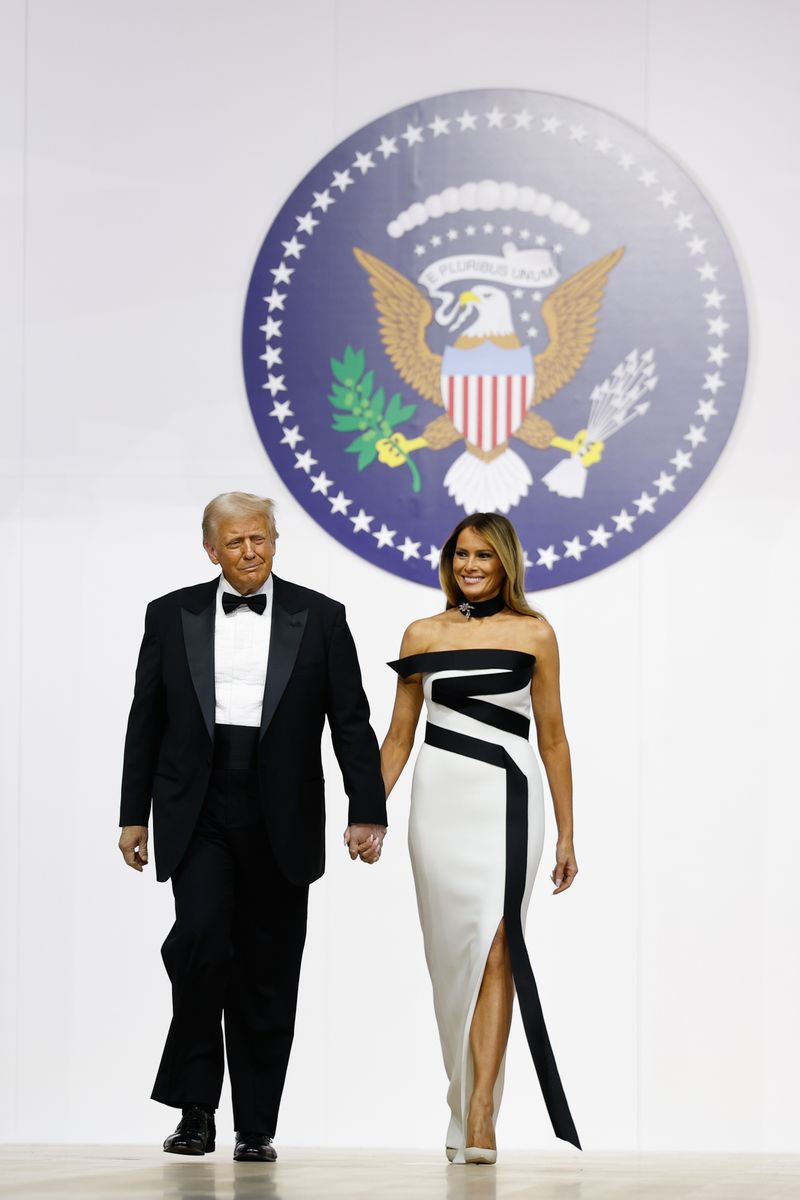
328, 346, 423, 493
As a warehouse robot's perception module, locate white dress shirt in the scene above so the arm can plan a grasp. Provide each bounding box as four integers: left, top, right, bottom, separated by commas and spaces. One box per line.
214, 573, 273, 727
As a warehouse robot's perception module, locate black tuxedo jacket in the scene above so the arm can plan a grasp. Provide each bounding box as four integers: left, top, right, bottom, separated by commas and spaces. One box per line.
119, 574, 386, 885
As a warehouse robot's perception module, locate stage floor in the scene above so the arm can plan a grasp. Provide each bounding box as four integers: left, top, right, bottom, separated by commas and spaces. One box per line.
1, 1146, 799, 1199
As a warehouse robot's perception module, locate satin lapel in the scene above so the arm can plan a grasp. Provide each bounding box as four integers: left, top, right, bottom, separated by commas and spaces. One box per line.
260, 599, 308, 740
181, 594, 216, 743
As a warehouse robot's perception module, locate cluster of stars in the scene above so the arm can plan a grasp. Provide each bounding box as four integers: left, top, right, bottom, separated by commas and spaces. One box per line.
257, 103, 733, 580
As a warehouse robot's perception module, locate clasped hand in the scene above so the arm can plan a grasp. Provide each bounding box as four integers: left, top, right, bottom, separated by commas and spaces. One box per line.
343, 824, 387, 865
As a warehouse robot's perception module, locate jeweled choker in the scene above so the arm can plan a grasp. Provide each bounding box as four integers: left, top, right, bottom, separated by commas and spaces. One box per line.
456, 593, 506, 620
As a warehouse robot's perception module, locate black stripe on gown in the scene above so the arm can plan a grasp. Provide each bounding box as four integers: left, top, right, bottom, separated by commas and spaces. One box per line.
390, 649, 581, 1150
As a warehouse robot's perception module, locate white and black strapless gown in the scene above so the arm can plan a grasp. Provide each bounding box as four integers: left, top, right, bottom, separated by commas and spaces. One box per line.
389, 649, 580, 1159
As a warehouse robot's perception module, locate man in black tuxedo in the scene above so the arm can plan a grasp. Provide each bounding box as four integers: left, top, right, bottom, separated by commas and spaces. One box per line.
118, 492, 386, 1162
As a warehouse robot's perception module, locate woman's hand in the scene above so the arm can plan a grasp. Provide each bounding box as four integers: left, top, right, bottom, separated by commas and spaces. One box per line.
551, 838, 578, 894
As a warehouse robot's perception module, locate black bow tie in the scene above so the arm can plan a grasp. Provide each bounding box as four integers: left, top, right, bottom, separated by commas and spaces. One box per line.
222, 591, 267, 615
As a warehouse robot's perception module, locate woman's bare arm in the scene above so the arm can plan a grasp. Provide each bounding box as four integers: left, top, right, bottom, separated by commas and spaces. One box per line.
530, 621, 578, 894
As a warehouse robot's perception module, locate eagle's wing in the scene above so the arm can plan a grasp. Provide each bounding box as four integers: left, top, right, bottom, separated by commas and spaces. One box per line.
353, 247, 442, 407
532, 246, 625, 406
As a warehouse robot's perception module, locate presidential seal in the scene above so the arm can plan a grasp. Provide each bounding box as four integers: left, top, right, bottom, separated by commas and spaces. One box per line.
242, 89, 747, 589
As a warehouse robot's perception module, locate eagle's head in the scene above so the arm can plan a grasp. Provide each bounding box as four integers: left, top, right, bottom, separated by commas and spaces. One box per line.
452, 284, 515, 340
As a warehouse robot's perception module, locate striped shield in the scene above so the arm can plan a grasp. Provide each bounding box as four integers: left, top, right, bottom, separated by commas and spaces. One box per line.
441, 373, 535, 453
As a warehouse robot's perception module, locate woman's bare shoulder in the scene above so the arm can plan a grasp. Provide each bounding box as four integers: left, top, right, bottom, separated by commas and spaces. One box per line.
508, 611, 557, 656
398, 611, 449, 655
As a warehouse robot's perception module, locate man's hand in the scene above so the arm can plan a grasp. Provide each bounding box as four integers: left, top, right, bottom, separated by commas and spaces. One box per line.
119, 825, 149, 872
343, 824, 387, 865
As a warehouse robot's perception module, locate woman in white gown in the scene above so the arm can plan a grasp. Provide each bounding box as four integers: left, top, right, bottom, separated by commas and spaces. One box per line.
381, 513, 580, 1164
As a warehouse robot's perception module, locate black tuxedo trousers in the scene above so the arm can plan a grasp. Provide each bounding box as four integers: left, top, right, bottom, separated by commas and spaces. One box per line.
151, 757, 308, 1133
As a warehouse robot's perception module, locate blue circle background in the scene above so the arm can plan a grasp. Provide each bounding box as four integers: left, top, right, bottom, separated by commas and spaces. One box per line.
242, 89, 747, 589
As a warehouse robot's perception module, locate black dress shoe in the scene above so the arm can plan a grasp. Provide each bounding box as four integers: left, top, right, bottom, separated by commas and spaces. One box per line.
233, 1132, 277, 1162
163, 1105, 216, 1155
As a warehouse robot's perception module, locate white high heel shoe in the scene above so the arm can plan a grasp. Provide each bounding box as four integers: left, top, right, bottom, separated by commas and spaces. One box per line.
464, 1145, 497, 1165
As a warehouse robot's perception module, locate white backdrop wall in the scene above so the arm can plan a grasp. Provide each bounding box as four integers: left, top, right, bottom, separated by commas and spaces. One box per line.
1, 0, 799, 1151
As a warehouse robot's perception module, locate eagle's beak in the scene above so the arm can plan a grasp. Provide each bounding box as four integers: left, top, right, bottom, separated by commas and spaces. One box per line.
459, 290, 480, 305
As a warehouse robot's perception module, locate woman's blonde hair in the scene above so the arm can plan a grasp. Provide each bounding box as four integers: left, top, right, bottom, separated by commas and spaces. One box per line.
202, 492, 278, 544
439, 512, 542, 618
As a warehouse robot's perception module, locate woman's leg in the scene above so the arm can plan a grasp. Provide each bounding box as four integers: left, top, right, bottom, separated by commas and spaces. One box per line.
467, 919, 514, 1148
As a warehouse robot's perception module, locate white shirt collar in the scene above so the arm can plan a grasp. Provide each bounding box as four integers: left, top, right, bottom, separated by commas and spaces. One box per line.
218, 572, 274, 599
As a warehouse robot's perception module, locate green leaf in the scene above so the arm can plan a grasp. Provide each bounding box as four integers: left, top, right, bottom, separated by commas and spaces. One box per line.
358, 445, 379, 470
388, 402, 417, 426
358, 370, 375, 398
370, 386, 385, 418
343, 345, 365, 377
345, 429, 378, 453
332, 414, 363, 431
329, 391, 355, 410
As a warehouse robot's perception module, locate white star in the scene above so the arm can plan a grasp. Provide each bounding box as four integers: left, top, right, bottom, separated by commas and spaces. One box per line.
280, 424, 303, 449
669, 449, 693, 472
674, 212, 694, 231
401, 123, 424, 146
563, 536, 587, 561
294, 449, 318, 473
687, 234, 706, 256
542, 115, 561, 134
639, 168, 658, 187
373, 523, 396, 548
456, 109, 478, 131
430, 234, 442, 247
465, 225, 476, 236
281, 236, 304, 259
310, 471, 333, 495
349, 508, 373, 533
270, 262, 294, 285
568, 123, 588, 142
260, 345, 283, 368
697, 261, 718, 281
352, 150, 375, 174
423, 544, 440, 569
696, 398, 719, 421
535, 234, 547, 246
397, 536, 421, 561
446, 228, 459, 241
268, 399, 293, 422
485, 106, 505, 128
612, 508, 636, 533
414, 244, 426, 256
519, 228, 531, 240
513, 288, 524, 299
703, 288, 725, 309
523, 551, 533, 569
331, 169, 353, 192
312, 189, 335, 212
428, 115, 450, 137
633, 491, 657, 514
536, 544, 561, 569
519, 310, 531, 322
588, 524, 612, 548
296, 211, 319, 234
482, 223, 494, 234
618, 152, 635, 170
707, 315, 730, 337
703, 371, 725, 394
376, 136, 398, 158
595, 137, 613, 154
260, 317, 282, 339
263, 374, 286, 397
653, 471, 676, 494
531, 291, 543, 302
553, 242, 564, 254
527, 325, 539, 338
657, 189, 677, 208
264, 288, 286, 311
707, 344, 729, 366
501, 224, 513, 235
513, 109, 533, 129
328, 490, 351, 514
684, 424, 707, 448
